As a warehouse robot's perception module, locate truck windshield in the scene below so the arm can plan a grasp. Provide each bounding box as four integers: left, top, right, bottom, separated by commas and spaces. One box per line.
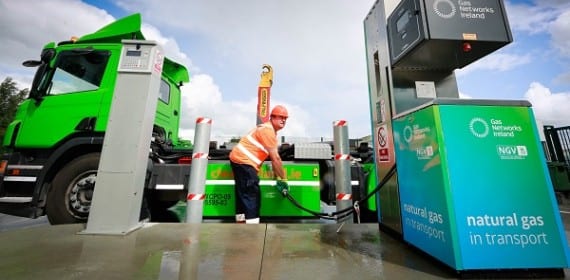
49, 50, 110, 95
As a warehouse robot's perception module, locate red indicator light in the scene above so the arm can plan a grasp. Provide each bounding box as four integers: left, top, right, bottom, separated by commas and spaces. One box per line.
463, 42, 472, 52
178, 157, 192, 164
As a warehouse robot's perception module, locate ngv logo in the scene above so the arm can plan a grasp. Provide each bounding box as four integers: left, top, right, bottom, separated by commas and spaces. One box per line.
496, 145, 528, 159
416, 145, 434, 160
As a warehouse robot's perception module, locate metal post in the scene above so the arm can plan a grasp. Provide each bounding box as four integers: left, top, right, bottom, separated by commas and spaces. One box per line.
82, 40, 163, 235
185, 117, 212, 223
333, 120, 353, 224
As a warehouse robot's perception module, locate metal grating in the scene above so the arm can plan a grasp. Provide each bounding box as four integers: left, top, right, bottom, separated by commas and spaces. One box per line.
544, 125, 570, 166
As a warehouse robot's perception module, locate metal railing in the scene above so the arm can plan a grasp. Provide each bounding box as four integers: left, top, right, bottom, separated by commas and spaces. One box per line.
544, 125, 570, 167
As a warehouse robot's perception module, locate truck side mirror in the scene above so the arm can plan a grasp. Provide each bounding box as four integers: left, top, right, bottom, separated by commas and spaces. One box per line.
22, 60, 42, 67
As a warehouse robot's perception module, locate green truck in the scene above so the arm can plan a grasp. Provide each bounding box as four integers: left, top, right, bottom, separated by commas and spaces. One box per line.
0, 14, 377, 224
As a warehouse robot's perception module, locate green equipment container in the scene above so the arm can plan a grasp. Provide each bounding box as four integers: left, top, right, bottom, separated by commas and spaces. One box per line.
202, 161, 321, 218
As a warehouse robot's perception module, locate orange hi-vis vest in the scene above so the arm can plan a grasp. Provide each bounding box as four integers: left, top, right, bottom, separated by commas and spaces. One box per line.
229, 123, 277, 171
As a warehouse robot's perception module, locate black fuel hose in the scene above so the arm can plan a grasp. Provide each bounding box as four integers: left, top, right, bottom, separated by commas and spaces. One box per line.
284, 163, 397, 220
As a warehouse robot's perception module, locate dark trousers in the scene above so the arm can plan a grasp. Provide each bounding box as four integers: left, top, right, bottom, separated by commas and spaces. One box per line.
230, 161, 261, 219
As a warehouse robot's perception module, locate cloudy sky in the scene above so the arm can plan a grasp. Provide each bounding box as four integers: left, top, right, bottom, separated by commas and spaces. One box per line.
0, 0, 569, 143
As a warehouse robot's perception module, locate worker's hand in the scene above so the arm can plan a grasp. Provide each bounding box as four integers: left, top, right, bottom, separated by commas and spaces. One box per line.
275, 179, 289, 197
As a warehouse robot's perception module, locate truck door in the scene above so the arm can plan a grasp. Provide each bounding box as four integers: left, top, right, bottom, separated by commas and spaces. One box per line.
16, 49, 112, 148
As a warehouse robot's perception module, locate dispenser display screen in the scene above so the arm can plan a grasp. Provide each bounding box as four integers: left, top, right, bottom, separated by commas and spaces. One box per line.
126, 50, 142, 57
387, 0, 423, 63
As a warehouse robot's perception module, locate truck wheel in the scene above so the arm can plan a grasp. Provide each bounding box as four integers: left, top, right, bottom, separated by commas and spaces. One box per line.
46, 153, 100, 224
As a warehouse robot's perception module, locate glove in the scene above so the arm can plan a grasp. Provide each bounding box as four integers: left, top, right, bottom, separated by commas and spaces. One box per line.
275, 179, 289, 197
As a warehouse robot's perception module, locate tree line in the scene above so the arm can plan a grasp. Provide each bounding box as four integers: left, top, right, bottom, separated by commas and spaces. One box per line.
0, 77, 28, 153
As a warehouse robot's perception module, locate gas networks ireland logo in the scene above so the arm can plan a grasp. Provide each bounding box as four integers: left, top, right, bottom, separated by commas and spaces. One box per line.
469, 117, 489, 138
403, 125, 413, 143
433, 0, 456, 19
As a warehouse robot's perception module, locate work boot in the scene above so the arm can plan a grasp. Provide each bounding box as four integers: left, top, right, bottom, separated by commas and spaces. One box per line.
246, 218, 260, 224
236, 213, 246, 223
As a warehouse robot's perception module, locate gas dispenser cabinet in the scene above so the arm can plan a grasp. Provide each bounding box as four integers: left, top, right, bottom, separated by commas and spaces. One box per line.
364, 0, 569, 275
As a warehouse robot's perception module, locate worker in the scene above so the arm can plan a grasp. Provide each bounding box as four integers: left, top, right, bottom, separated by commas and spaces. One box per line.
229, 105, 289, 224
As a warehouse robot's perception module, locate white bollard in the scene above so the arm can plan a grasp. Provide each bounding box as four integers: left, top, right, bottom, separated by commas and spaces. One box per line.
333, 120, 353, 224
185, 117, 212, 223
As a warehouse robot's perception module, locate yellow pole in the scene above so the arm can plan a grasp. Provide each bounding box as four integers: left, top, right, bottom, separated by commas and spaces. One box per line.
256, 64, 273, 125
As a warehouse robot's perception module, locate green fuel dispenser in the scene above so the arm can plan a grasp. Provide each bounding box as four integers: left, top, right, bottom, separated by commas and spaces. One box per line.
364, 0, 570, 274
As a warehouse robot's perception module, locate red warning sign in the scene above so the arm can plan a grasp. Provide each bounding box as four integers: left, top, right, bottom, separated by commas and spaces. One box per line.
378, 148, 390, 162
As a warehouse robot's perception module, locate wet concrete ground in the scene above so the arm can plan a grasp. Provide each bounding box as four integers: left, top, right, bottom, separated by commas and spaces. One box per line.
0, 219, 569, 279
0, 222, 455, 280
0, 201, 569, 279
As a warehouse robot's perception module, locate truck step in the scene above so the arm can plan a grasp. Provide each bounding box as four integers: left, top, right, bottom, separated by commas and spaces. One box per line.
0, 197, 33, 203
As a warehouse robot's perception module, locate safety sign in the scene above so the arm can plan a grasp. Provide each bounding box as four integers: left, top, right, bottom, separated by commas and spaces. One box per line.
377, 125, 390, 162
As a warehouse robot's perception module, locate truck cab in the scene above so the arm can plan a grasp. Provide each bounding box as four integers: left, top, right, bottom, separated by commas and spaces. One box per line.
0, 14, 189, 223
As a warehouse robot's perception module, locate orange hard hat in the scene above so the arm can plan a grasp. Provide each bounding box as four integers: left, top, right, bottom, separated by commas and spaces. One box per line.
270, 105, 288, 118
